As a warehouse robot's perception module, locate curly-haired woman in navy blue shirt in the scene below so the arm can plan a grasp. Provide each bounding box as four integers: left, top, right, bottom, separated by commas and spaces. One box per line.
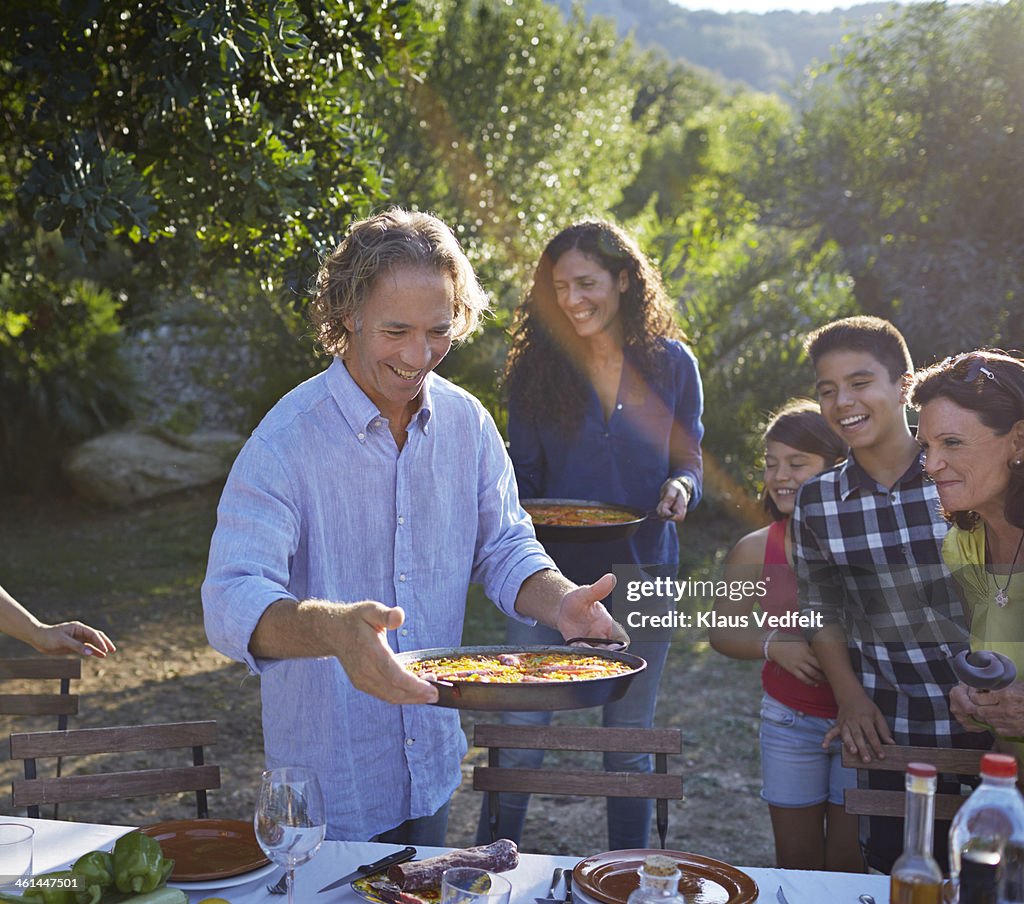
476, 219, 705, 850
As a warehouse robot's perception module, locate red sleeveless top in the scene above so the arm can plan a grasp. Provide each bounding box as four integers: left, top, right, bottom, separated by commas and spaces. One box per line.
760, 518, 838, 718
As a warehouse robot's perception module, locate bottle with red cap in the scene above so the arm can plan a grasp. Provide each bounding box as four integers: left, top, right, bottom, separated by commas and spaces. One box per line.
891, 762, 944, 904
948, 752, 1024, 903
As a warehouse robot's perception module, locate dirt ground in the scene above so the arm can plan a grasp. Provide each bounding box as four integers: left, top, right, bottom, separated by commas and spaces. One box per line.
0, 488, 774, 865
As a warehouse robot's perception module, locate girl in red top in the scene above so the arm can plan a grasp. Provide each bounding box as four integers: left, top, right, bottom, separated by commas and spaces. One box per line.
710, 399, 862, 871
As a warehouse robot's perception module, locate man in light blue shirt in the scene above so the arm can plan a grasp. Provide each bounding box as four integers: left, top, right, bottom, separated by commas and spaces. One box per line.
202, 208, 626, 842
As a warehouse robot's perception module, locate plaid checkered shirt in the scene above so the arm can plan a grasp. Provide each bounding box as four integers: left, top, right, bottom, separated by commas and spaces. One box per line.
793, 451, 979, 747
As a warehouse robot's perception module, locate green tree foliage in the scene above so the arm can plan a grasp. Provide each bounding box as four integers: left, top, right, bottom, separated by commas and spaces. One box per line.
368, 0, 654, 416
0, 0, 425, 490
376, 0, 645, 277
780, 0, 1024, 360
2, 0, 425, 287
626, 93, 856, 516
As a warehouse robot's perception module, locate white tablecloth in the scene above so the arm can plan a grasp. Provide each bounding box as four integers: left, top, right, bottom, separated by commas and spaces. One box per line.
2, 815, 890, 903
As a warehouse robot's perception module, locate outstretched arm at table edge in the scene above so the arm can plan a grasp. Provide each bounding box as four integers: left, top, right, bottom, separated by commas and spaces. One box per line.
513, 570, 628, 645
0, 583, 116, 658
248, 598, 438, 705
811, 623, 894, 761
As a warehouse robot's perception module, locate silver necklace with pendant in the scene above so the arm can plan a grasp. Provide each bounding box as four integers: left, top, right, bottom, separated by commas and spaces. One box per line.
994, 530, 1024, 608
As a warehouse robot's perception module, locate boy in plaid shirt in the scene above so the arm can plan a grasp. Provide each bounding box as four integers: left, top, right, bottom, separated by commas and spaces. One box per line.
794, 316, 987, 872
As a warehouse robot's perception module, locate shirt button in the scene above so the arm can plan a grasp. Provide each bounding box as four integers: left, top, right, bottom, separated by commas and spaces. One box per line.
399, 573, 407, 582
374, 419, 382, 428
398, 516, 405, 525
357, 432, 365, 442
406, 738, 415, 747
616, 403, 623, 410
401, 628, 409, 636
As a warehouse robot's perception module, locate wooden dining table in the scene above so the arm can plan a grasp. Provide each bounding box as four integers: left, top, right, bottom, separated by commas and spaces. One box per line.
1, 814, 890, 903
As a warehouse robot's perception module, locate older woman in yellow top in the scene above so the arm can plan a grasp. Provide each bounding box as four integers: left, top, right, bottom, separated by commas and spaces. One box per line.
912, 350, 1024, 754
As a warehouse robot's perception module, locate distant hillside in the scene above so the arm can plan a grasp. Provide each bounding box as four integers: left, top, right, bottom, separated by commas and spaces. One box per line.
545, 0, 900, 95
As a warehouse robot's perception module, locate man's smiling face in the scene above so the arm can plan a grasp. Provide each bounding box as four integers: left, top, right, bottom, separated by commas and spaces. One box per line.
343, 265, 455, 424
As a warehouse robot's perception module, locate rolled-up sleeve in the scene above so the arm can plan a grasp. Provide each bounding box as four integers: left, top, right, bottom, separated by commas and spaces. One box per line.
202, 436, 300, 673
471, 409, 555, 621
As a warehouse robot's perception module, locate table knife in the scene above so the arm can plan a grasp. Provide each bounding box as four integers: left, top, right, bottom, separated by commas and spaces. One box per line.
564, 869, 573, 904
318, 845, 417, 893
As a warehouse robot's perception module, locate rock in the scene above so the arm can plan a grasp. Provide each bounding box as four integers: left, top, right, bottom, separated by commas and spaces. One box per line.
63, 427, 245, 506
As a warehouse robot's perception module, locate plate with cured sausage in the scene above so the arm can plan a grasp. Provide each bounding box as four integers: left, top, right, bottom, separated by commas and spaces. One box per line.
397, 645, 646, 711
352, 841, 519, 904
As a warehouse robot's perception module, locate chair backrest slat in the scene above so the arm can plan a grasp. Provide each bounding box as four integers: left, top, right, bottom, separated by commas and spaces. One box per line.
0, 659, 81, 681
474, 766, 682, 799
473, 724, 682, 754
10, 720, 217, 758
12, 765, 221, 808
844, 788, 966, 821
0, 694, 79, 716
841, 745, 986, 775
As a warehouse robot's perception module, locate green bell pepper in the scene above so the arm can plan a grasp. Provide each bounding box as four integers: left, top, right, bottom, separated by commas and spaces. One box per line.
70, 850, 115, 904
111, 832, 169, 895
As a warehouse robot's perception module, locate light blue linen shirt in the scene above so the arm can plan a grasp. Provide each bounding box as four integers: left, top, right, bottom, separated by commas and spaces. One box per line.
202, 357, 554, 839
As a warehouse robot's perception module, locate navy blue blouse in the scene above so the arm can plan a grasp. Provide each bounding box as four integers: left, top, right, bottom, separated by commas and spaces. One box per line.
508, 339, 705, 586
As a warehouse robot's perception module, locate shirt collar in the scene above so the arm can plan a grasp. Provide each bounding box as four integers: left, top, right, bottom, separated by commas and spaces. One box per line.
327, 357, 435, 436
837, 449, 926, 499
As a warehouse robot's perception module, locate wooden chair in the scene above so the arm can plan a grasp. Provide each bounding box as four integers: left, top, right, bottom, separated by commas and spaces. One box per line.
842, 744, 987, 820
0, 657, 82, 818
473, 723, 683, 848
10, 720, 220, 819
0, 658, 80, 724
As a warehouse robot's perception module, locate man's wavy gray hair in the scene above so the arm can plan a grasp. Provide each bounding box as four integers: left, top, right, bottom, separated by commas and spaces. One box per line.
309, 208, 490, 356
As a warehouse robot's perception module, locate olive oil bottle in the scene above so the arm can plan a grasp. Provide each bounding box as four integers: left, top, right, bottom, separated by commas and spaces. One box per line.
890, 762, 944, 904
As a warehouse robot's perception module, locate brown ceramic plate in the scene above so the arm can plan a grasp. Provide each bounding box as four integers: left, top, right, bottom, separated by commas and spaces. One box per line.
140, 818, 270, 881
573, 849, 758, 904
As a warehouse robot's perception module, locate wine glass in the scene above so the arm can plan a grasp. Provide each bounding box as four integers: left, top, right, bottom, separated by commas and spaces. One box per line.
254, 765, 326, 904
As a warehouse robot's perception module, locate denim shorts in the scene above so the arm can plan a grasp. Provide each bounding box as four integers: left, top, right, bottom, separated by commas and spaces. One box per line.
759, 693, 857, 808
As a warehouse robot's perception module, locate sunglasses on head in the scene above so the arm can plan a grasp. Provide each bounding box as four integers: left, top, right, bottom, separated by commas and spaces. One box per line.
943, 351, 1024, 405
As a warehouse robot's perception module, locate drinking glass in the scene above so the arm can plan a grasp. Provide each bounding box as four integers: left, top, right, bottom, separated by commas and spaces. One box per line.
441, 867, 512, 904
254, 766, 326, 904
0, 823, 33, 891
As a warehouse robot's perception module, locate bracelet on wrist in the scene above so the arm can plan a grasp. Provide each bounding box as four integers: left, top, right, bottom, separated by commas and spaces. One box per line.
762, 627, 779, 661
